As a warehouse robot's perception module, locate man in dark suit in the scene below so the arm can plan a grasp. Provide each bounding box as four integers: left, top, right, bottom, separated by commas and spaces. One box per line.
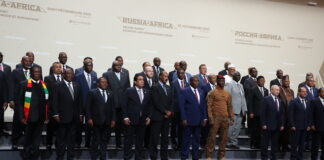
200, 74, 216, 148
247, 76, 268, 149
179, 76, 207, 160
261, 85, 285, 160
0, 52, 12, 95
122, 74, 152, 160
0, 70, 8, 137
152, 57, 165, 83
75, 57, 97, 77
310, 88, 324, 160
149, 71, 174, 160
9, 56, 32, 149
218, 61, 231, 76
85, 77, 116, 160
143, 66, 155, 90
240, 67, 253, 86
103, 60, 130, 148
52, 68, 82, 160
288, 87, 311, 160
15, 52, 41, 70
17, 66, 48, 159
171, 69, 189, 150
74, 62, 98, 148
44, 62, 63, 149
243, 67, 258, 97
168, 62, 180, 84
108, 56, 130, 79
134, 61, 151, 78
270, 69, 283, 87
298, 72, 314, 89
195, 64, 209, 88
49, 52, 73, 75
172, 61, 192, 83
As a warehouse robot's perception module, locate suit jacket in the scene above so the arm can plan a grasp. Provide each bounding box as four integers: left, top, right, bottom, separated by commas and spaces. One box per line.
201, 83, 214, 97
303, 85, 318, 101
243, 77, 257, 98
102, 71, 130, 108
1, 63, 11, 96
225, 81, 247, 115
16, 63, 41, 70
49, 64, 73, 75
171, 79, 189, 112
179, 87, 207, 126
152, 65, 165, 83
85, 88, 116, 126
0, 71, 8, 104
260, 95, 285, 130
144, 76, 155, 91
168, 70, 176, 84
51, 81, 82, 123
151, 83, 174, 121
107, 67, 130, 80
240, 75, 249, 85
74, 71, 98, 105
310, 98, 324, 131
10, 68, 27, 102
288, 97, 311, 130
270, 78, 281, 87
196, 74, 209, 88
75, 67, 98, 77
218, 69, 227, 76
44, 74, 61, 116
122, 87, 152, 125
247, 86, 268, 116
17, 81, 47, 122
172, 72, 192, 83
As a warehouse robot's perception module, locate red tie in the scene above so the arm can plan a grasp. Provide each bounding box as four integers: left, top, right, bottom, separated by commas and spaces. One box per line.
183, 75, 187, 83
181, 80, 185, 88
194, 89, 199, 102
203, 75, 208, 83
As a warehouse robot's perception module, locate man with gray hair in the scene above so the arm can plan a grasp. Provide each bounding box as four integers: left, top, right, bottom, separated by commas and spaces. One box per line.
298, 72, 314, 89
225, 71, 247, 149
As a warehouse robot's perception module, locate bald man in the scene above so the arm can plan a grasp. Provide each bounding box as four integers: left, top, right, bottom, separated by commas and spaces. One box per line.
16, 52, 41, 70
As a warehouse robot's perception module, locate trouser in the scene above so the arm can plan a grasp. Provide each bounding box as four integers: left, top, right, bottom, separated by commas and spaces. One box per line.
200, 123, 210, 147
12, 108, 25, 145
228, 114, 243, 146
181, 125, 201, 160
149, 119, 171, 160
248, 116, 261, 147
311, 131, 324, 160
0, 101, 4, 135
290, 129, 306, 160
56, 122, 76, 160
46, 117, 58, 146
123, 124, 146, 160
261, 129, 279, 160
206, 116, 229, 159
91, 124, 111, 160
171, 112, 183, 148
114, 108, 123, 147
279, 123, 290, 150
23, 121, 43, 160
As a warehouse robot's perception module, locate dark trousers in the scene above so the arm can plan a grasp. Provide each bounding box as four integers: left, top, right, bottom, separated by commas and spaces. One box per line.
56, 122, 76, 160
261, 129, 279, 160
149, 119, 171, 160
75, 120, 83, 146
46, 117, 58, 146
0, 102, 4, 135
279, 123, 290, 150
12, 108, 25, 145
290, 129, 306, 160
200, 123, 210, 147
114, 108, 123, 147
248, 116, 261, 147
123, 124, 146, 160
23, 121, 43, 160
91, 124, 111, 160
144, 123, 151, 147
311, 131, 324, 160
181, 125, 201, 160
171, 112, 183, 148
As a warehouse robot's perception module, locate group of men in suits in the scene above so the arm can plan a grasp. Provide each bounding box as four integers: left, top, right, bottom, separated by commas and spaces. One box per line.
1, 52, 324, 160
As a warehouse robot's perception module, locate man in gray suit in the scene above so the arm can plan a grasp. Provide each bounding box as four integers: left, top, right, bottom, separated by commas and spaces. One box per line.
225, 71, 247, 149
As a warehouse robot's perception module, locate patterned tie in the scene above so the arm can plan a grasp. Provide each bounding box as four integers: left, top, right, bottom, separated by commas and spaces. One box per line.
194, 89, 199, 103
203, 75, 208, 83
181, 80, 185, 89
68, 82, 74, 100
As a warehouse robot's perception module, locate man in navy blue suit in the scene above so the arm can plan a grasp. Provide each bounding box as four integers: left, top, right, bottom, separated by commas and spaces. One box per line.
302, 76, 318, 150
310, 88, 324, 160
172, 61, 192, 84
168, 62, 180, 84
179, 76, 207, 160
200, 74, 216, 148
122, 74, 152, 160
261, 85, 284, 160
74, 62, 98, 148
288, 87, 311, 160
195, 64, 209, 88
171, 69, 189, 150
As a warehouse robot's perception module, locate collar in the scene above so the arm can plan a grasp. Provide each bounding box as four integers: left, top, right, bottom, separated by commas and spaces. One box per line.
31, 79, 40, 84
271, 94, 278, 100
64, 79, 72, 85
298, 96, 306, 102
159, 81, 165, 86
54, 73, 61, 77
319, 97, 324, 103
84, 70, 91, 75
135, 86, 142, 91
190, 86, 198, 91
98, 88, 106, 92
